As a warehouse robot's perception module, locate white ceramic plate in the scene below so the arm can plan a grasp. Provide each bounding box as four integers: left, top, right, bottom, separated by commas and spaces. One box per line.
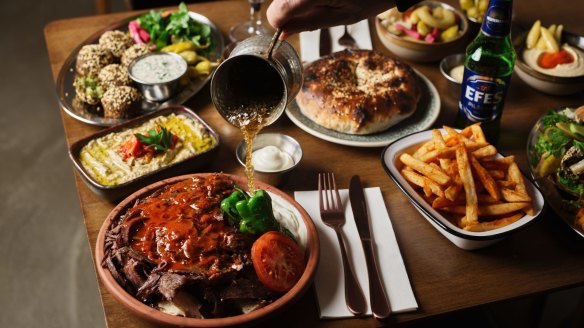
285, 70, 440, 148
381, 128, 545, 250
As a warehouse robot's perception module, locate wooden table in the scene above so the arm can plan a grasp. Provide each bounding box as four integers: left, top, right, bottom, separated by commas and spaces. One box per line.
44, 1, 584, 327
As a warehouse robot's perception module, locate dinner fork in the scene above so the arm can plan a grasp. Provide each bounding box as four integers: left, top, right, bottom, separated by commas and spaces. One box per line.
318, 172, 367, 315
338, 25, 358, 49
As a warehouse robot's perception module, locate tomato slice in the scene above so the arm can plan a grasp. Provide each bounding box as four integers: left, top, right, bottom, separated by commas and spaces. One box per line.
251, 231, 306, 293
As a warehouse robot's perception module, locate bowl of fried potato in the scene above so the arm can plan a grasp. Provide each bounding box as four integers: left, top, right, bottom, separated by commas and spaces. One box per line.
381, 124, 545, 250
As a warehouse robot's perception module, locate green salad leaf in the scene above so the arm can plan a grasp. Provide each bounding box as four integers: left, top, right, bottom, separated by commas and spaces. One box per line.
136, 2, 213, 54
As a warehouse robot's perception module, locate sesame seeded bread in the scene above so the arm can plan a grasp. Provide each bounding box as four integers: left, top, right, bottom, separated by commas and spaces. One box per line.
296, 49, 421, 135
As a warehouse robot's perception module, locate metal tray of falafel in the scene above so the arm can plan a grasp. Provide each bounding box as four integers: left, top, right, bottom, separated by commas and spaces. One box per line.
56, 3, 224, 127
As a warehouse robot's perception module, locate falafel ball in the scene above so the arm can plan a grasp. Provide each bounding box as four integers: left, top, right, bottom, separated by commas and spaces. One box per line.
73, 75, 104, 105
99, 30, 134, 58
121, 43, 152, 67
75, 44, 114, 76
98, 64, 132, 91
101, 85, 142, 119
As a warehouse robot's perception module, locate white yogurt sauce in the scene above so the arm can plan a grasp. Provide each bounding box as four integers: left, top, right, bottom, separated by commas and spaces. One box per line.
130, 53, 187, 83
449, 65, 464, 83
251, 145, 294, 171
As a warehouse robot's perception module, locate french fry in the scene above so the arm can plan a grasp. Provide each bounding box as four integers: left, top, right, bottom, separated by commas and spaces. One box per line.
419, 147, 456, 163
456, 144, 478, 225
412, 140, 435, 159
501, 188, 532, 202
470, 124, 487, 144
400, 124, 536, 232
432, 129, 446, 149
472, 145, 497, 158
487, 170, 505, 180
441, 202, 530, 216
464, 213, 524, 232
401, 169, 426, 188
400, 153, 452, 185
470, 155, 501, 201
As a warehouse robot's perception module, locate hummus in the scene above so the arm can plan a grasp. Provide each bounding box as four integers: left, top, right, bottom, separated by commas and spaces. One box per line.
523, 44, 584, 77
79, 113, 216, 186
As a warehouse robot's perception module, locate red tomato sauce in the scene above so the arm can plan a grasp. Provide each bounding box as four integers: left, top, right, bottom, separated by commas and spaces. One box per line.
120, 175, 240, 275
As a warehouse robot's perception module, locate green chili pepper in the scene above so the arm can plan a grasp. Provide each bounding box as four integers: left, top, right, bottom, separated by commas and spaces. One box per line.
220, 188, 247, 225
221, 188, 281, 234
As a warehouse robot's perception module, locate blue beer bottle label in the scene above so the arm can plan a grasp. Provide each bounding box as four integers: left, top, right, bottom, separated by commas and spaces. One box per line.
481, 0, 512, 37
458, 68, 511, 122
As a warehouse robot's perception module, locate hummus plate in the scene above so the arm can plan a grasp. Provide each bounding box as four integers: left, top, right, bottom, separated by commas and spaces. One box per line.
68, 105, 220, 202
513, 29, 584, 95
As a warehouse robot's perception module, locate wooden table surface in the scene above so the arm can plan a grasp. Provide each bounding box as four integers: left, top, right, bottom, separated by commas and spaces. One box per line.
44, 1, 584, 327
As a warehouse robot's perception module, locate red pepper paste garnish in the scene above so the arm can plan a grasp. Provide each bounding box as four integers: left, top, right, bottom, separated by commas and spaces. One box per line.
538, 49, 575, 69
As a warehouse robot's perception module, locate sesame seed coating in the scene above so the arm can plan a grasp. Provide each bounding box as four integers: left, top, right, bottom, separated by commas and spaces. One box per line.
76, 44, 114, 76
99, 30, 134, 58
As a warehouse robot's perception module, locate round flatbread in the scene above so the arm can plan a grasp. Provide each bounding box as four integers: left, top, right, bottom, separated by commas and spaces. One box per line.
296, 49, 421, 135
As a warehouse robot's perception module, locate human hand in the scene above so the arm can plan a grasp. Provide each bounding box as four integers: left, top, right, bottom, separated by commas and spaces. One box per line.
267, 0, 395, 38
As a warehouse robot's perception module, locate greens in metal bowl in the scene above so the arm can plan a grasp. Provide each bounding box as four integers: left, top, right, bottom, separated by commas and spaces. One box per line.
528, 105, 584, 237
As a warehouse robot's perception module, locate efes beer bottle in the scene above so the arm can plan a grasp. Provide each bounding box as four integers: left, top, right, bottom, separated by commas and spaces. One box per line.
455, 0, 515, 144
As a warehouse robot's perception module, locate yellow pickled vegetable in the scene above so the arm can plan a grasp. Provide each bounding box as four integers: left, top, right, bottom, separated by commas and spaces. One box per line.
417, 20, 431, 36
537, 154, 560, 178
179, 50, 197, 65
460, 0, 474, 11
441, 25, 460, 41
161, 41, 196, 53
526, 20, 541, 49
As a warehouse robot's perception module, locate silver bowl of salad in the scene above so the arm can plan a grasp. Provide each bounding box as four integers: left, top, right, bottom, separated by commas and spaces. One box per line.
527, 105, 584, 238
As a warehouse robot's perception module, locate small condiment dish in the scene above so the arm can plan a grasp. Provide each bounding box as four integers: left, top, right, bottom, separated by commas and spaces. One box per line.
128, 52, 188, 102
439, 53, 465, 98
381, 128, 545, 250
513, 29, 584, 95
375, 1, 469, 62
236, 133, 302, 187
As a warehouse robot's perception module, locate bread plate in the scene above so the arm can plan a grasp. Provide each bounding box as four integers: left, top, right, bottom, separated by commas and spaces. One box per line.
285, 69, 440, 148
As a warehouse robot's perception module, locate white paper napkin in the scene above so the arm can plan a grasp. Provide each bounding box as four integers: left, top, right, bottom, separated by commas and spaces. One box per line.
294, 187, 418, 319
299, 20, 373, 63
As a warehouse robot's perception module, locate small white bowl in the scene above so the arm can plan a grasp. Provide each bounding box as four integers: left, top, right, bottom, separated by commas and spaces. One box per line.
236, 133, 302, 186
513, 30, 584, 96
381, 129, 545, 250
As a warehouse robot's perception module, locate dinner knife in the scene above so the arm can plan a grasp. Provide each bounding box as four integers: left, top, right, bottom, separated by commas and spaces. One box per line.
319, 28, 332, 57
349, 175, 391, 319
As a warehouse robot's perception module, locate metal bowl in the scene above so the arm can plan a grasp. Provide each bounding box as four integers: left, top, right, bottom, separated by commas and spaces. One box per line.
439, 53, 465, 98
128, 52, 188, 102
236, 133, 302, 186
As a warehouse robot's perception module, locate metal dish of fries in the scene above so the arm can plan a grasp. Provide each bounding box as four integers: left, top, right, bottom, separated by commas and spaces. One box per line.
381, 124, 545, 250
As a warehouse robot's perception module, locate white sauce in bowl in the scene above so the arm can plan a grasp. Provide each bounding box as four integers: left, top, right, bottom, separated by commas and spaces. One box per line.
251, 145, 295, 171
449, 65, 464, 83
130, 53, 187, 83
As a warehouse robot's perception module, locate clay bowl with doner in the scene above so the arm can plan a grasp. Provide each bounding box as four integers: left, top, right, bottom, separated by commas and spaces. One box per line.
95, 173, 319, 327
376, 1, 469, 63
